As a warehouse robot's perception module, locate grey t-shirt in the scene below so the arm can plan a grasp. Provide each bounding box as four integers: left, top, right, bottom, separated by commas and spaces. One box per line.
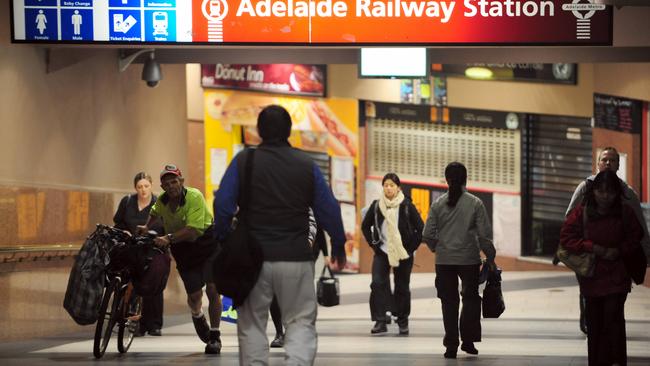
422, 191, 496, 265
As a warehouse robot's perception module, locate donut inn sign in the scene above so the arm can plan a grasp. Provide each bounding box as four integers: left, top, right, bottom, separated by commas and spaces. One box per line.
12, 0, 612, 45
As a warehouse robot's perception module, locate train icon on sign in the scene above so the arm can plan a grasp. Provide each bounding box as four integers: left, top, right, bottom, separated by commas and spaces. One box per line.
152, 11, 169, 36
562, 0, 606, 40
202, 0, 228, 42
202, 0, 228, 22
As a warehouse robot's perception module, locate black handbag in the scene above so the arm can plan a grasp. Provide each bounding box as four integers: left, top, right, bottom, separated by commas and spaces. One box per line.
482, 267, 505, 318
212, 149, 263, 308
134, 249, 171, 297
317, 265, 340, 307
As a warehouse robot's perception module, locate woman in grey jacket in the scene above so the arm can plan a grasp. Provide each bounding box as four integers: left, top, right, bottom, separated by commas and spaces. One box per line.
422, 162, 497, 359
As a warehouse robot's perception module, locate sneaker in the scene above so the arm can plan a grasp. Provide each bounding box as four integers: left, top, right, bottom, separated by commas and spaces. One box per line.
370, 321, 387, 334
205, 330, 222, 354
444, 348, 457, 359
270, 333, 284, 348
461, 342, 479, 355
192, 314, 210, 344
397, 319, 409, 336
148, 329, 162, 336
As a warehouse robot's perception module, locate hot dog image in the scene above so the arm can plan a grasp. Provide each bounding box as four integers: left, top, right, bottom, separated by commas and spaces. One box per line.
290, 65, 324, 94
307, 101, 357, 157
220, 94, 276, 126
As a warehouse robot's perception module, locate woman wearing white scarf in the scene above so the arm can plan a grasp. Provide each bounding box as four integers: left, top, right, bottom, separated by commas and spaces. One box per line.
378, 190, 410, 266
361, 173, 424, 336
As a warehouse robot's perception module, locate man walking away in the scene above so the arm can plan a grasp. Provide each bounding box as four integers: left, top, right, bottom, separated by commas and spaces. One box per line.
213, 105, 348, 366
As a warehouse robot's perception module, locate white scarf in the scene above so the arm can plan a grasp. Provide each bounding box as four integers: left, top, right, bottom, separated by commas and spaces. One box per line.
378, 190, 409, 267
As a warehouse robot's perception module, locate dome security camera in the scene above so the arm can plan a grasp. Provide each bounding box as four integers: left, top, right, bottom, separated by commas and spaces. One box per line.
141, 52, 162, 88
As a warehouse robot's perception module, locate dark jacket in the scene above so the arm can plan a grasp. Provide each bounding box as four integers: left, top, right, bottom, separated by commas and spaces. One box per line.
560, 203, 643, 297
214, 142, 346, 262
113, 194, 163, 235
361, 197, 424, 255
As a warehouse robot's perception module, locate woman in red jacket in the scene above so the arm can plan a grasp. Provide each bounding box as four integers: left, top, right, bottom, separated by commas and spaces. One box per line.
560, 170, 643, 366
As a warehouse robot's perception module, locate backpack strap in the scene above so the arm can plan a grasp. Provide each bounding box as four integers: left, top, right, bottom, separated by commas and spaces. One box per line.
404, 200, 412, 234
239, 148, 256, 223
582, 205, 588, 240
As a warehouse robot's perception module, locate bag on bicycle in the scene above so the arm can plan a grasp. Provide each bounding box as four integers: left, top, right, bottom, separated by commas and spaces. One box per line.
133, 247, 171, 297
63, 236, 107, 325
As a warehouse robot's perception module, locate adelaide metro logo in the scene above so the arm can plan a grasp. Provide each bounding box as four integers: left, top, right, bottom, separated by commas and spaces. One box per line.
562, 0, 606, 40
202, 0, 229, 42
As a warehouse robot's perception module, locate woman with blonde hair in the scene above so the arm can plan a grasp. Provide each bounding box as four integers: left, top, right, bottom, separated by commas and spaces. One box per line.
114, 172, 165, 337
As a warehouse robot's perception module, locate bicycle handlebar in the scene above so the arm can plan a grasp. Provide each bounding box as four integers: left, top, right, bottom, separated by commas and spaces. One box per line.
92, 224, 161, 276
91, 224, 159, 257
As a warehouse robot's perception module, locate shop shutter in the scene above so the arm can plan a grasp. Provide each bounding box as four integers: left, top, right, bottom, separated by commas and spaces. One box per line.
367, 119, 520, 193
522, 114, 592, 255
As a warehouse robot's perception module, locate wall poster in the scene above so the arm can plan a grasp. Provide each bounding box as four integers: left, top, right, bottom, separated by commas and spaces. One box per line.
332, 156, 355, 203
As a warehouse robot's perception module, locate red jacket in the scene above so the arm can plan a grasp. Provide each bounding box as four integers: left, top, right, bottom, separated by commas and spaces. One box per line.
560, 204, 643, 297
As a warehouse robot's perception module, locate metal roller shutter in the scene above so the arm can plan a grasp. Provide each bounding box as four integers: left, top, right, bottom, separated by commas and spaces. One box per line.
522, 114, 592, 256
367, 119, 520, 193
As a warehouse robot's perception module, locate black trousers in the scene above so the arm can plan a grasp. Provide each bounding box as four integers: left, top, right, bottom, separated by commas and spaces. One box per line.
585, 293, 628, 366
435, 264, 481, 349
369, 251, 414, 324
141, 292, 164, 331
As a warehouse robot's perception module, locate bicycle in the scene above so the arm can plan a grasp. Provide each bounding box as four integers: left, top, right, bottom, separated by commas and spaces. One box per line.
91, 224, 157, 359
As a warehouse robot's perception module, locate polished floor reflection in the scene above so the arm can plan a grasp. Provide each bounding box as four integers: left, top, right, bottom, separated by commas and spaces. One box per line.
1, 272, 649, 365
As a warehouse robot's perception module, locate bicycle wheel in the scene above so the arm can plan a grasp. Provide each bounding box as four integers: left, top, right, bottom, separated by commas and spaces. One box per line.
117, 289, 142, 353
93, 278, 120, 359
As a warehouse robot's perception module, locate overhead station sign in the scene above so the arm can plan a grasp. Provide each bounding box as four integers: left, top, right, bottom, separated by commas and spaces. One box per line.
12, 0, 612, 45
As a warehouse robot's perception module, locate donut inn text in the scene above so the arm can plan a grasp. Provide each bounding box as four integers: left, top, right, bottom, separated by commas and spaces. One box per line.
210, 64, 265, 82
235, 0, 561, 22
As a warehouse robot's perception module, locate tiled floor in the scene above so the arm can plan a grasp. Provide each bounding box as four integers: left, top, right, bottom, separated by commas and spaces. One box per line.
1, 271, 649, 365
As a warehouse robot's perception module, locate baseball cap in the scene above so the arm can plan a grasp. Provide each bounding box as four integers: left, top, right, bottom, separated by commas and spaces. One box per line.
160, 164, 182, 180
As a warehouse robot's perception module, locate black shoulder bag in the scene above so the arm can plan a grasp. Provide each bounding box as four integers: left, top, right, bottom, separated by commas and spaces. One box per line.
371, 200, 381, 246
212, 149, 264, 308
482, 266, 505, 318
317, 264, 340, 307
